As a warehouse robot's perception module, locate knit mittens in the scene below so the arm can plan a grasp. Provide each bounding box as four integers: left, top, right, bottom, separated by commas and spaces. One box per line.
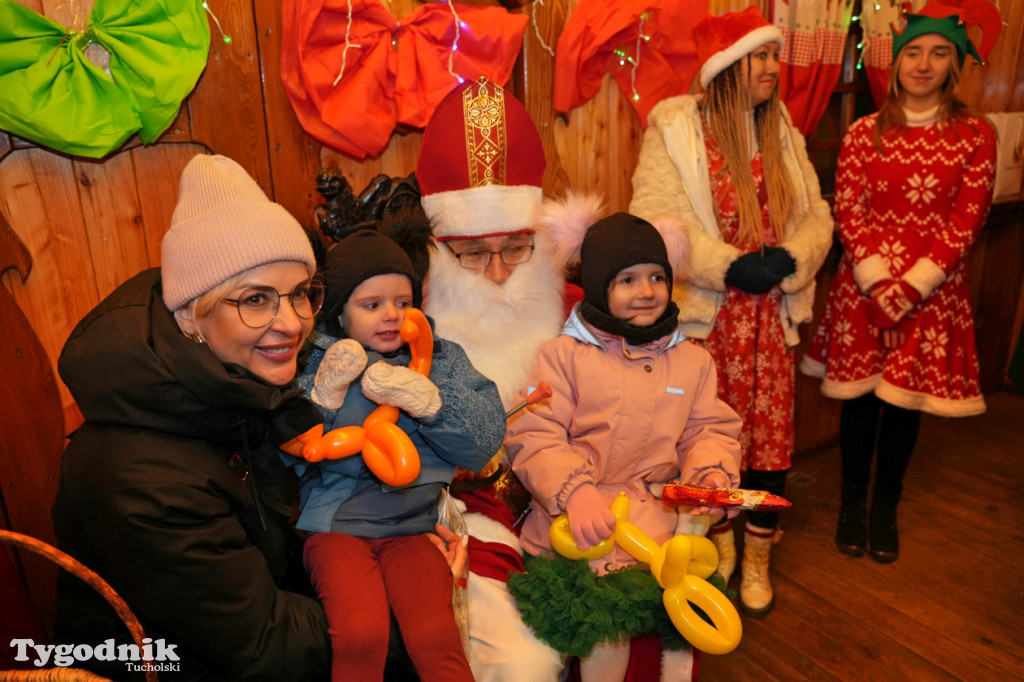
362, 362, 442, 419
311, 339, 367, 410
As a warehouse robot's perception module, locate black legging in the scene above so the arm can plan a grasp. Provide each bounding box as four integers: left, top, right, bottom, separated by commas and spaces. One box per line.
839, 393, 921, 499
745, 468, 788, 530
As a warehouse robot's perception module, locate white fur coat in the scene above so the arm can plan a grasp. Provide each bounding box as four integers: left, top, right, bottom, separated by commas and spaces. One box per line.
629, 95, 834, 347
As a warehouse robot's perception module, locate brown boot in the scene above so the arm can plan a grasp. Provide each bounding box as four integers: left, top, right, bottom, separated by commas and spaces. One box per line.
740, 523, 778, 617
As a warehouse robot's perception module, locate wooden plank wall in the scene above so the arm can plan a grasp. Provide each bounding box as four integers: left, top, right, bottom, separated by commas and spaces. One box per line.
1, 0, 1022, 626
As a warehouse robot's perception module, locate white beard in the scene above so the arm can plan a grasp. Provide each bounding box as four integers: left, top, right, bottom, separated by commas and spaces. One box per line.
424, 237, 566, 409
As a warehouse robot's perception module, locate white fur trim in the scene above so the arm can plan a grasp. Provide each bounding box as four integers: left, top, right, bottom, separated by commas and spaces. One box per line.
661, 648, 695, 682
875, 382, 986, 418
902, 257, 946, 300
852, 253, 894, 293
820, 374, 881, 401
817, 375, 986, 417
463, 512, 522, 554
700, 25, 784, 89
466, 573, 565, 680
537, 190, 606, 269
422, 185, 543, 239
650, 215, 693, 280
798, 354, 826, 378
679, 320, 714, 340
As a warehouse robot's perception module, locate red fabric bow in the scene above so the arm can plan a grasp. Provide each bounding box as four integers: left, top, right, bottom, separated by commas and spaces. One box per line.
282, 0, 528, 158
554, 0, 706, 127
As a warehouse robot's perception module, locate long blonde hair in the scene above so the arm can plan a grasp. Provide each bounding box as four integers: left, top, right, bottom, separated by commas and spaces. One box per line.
874, 42, 983, 153
702, 57, 795, 248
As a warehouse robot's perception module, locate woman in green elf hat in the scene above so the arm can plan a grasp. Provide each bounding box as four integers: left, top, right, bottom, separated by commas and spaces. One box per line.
801, 0, 1001, 564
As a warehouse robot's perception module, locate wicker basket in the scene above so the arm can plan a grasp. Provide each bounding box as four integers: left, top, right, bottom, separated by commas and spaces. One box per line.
0, 531, 157, 682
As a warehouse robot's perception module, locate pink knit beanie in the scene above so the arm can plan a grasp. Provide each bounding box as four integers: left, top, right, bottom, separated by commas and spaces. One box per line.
160, 154, 316, 311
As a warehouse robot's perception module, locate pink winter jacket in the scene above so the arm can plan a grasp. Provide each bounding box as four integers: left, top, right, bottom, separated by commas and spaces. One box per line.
506, 309, 742, 574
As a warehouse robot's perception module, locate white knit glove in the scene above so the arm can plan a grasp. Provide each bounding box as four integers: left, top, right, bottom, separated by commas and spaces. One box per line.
310, 339, 367, 410
361, 361, 442, 419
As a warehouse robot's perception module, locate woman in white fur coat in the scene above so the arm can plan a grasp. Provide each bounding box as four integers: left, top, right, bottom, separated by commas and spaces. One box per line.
629, 7, 833, 618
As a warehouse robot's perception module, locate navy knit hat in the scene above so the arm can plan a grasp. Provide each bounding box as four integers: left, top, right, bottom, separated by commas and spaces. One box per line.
579, 213, 679, 345
581, 213, 673, 311
319, 229, 422, 336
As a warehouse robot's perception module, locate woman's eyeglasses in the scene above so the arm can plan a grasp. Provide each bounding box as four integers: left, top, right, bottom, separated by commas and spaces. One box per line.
222, 280, 326, 328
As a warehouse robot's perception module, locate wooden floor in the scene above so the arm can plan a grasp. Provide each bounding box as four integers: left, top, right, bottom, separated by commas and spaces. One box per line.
698, 389, 1024, 682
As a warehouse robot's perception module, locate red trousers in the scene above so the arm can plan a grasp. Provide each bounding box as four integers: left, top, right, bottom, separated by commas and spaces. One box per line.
304, 532, 472, 681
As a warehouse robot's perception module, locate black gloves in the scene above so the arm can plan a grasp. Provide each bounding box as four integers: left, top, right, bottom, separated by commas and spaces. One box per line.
762, 246, 796, 279
724, 247, 795, 294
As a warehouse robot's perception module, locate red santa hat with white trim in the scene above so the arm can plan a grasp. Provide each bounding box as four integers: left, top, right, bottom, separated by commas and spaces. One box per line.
416, 77, 546, 241
694, 5, 783, 90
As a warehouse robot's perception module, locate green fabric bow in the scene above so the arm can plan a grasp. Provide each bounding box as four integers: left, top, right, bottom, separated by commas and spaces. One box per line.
0, 0, 210, 158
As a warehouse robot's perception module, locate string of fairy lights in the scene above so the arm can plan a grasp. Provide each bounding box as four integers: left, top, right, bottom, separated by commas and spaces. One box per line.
612, 12, 650, 103
446, 0, 465, 85
201, 1, 232, 44
333, 0, 359, 85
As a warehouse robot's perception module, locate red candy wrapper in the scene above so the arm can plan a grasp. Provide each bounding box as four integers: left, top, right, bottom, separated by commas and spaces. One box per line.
662, 483, 792, 511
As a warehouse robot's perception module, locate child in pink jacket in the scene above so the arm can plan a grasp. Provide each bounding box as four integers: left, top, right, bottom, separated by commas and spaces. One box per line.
505, 213, 742, 681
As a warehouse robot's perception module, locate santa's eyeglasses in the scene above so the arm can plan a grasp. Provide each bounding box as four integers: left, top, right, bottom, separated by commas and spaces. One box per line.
445, 237, 535, 270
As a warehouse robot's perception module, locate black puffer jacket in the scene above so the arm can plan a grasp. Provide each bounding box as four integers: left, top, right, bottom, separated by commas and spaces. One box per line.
52, 268, 329, 681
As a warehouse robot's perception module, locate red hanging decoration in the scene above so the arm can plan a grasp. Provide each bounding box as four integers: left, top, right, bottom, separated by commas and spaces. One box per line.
281, 0, 528, 159
554, 0, 706, 127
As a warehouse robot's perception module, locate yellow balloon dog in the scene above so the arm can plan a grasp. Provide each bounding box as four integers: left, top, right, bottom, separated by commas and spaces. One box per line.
549, 493, 742, 654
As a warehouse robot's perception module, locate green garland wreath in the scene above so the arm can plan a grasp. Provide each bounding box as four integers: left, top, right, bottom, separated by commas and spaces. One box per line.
508, 553, 730, 658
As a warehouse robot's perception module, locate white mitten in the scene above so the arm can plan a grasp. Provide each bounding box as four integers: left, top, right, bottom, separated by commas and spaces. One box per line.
361, 361, 442, 419
310, 339, 368, 410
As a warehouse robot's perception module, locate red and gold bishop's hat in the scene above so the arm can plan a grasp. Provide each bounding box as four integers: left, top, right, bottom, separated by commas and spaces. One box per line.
416, 77, 546, 240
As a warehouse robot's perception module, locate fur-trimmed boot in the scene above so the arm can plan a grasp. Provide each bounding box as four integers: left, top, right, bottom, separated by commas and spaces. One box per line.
835, 484, 868, 557
707, 519, 737, 585
868, 490, 900, 563
740, 523, 778, 617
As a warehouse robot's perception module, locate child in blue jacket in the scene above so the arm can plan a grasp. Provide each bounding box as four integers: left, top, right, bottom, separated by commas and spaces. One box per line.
292, 229, 504, 681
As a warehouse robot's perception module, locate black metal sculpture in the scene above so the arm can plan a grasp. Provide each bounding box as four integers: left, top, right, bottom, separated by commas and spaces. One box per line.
313, 169, 434, 280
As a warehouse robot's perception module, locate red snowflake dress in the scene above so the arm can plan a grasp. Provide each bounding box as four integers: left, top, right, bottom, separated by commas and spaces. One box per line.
802, 112, 996, 417
691, 135, 794, 472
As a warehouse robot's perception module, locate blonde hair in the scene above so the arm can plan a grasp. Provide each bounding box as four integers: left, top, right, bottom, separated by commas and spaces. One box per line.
172, 270, 250, 338
703, 58, 795, 247
874, 41, 985, 153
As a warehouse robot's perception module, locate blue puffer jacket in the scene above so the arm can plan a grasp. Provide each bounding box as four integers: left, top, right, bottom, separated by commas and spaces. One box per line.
291, 328, 505, 537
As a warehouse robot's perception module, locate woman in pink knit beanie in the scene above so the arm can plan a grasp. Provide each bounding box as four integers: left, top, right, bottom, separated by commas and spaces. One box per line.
51, 154, 336, 679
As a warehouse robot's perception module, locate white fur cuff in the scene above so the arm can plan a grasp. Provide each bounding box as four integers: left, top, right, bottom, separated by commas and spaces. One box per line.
852, 254, 893, 293
902, 257, 946, 300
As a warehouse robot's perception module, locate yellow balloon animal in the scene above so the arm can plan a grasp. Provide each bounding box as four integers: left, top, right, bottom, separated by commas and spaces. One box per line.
549, 493, 742, 655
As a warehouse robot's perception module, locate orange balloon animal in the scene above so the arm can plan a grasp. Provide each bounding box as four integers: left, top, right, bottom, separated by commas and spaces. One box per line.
281, 308, 432, 486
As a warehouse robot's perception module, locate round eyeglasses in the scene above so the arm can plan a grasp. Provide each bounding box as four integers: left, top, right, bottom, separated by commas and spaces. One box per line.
222, 280, 326, 329
447, 240, 535, 270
